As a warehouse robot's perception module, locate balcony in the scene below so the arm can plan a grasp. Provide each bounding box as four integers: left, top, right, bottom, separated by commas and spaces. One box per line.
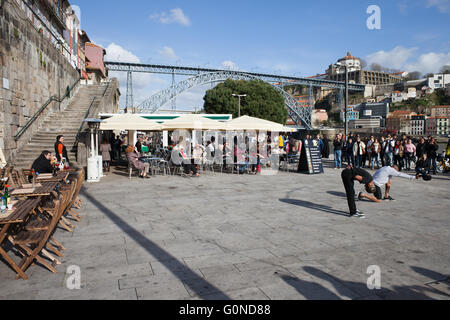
40, 0, 67, 30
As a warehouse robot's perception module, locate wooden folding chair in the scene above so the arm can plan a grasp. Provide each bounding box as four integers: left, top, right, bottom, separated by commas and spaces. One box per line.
7, 169, 25, 189
9, 197, 65, 278
21, 169, 35, 184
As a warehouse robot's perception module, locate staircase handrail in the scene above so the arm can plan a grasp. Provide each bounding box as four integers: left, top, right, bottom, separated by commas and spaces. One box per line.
74, 80, 112, 146
14, 77, 82, 141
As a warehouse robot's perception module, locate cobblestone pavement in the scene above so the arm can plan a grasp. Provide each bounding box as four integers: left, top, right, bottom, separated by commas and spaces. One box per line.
1, 162, 449, 300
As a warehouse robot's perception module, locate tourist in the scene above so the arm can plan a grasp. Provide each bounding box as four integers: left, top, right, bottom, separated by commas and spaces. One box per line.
380, 136, 386, 167
341, 165, 375, 218
345, 137, 354, 166
353, 136, 366, 168
126, 145, 150, 179
425, 137, 439, 174
112, 136, 122, 161
383, 134, 395, 167
393, 140, 404, 171
446, 139, 450, 159
366, 136, 375, 168
54, 135, 70, 166
322, 135, 330, 159
135, 137, 143, 154
404, 139, 416, 171
31, 150, 54, 175
359, 165, 418, 202
416, 137, 427, 160
99, 138, 112, 172
370, 138, 381, 170
333, 134, 344, 169
316, 134, 324, 154
416, 154, 430, 177
174, 137, 199, 177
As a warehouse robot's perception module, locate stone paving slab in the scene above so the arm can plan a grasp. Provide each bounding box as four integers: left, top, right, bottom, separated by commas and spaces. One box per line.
0, 164, 449, 300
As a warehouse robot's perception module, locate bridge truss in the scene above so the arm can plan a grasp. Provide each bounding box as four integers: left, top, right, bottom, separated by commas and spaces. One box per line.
105, 61, 366, 130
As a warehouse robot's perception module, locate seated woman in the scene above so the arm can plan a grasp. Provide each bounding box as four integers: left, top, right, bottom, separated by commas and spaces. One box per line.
126, 145, 150, 179
173, 137, 199, 177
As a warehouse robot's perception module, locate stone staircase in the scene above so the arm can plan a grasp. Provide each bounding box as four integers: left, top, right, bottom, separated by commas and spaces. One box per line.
13, 84, 108, 169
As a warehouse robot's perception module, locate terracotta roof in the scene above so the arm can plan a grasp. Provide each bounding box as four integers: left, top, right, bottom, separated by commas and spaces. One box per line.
433, 105, 450, 108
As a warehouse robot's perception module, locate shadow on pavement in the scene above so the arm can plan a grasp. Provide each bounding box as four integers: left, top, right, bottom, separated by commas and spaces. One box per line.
301, 266, 449, 300
80, 188, 230, 300
280, 274, 342, 300
326, 191, 347, 199
279, 198, 349, 217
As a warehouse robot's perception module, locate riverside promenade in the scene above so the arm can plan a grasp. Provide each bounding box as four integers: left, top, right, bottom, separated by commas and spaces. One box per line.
0, 163, 449, 300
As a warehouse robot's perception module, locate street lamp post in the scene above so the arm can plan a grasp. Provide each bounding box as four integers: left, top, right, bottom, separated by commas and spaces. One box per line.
232, 94, 247, 118
335, 63, 349, 138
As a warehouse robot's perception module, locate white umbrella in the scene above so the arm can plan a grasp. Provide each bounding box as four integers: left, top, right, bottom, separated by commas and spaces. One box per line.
100, 114, 163, 131
162, 114, 225, 130
224, 115, 292, 132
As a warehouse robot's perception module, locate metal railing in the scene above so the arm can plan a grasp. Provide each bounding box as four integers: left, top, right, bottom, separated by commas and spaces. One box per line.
73, 80, 112, 149
14, 77, 82, 141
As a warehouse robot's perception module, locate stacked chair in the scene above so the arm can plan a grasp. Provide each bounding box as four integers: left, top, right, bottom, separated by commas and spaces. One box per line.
3, 168, 86, 279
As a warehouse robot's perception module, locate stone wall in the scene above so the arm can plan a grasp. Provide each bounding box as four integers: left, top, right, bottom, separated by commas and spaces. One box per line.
0, 1, 79, 162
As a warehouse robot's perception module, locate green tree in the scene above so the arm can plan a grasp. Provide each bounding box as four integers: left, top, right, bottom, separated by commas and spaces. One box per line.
203, 79, 288, 124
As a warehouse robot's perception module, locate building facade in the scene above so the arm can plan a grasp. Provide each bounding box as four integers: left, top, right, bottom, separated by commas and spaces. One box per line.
431, 106, 450, 117
411, 115, 426, 136
85, 43, 107, 84
425, 117, 437, 137
427, 74, 450, 90
436, 117, 449, 136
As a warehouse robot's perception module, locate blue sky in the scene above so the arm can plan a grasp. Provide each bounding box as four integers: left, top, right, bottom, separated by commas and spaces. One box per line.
73, 0, 450, 110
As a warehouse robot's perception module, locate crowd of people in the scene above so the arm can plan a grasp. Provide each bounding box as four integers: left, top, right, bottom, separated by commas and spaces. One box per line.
332, 132, 448, 174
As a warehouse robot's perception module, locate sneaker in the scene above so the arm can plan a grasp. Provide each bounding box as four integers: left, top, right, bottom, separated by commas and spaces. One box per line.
383, 196, 395, 201
350, 210, 365, 218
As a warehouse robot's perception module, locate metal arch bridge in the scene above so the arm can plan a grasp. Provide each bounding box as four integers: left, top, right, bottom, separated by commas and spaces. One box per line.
136, 71, 314, 129
105, 61, 366, 130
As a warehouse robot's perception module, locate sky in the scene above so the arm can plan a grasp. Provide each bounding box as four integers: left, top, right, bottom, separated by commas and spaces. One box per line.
72, 0, 450, 110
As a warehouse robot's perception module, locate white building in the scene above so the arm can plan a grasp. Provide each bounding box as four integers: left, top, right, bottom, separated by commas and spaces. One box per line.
427, 74, 450, 90
326, 52, 362, 75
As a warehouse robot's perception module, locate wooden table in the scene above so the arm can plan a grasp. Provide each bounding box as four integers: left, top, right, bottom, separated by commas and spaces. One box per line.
10, 182, 59, 198
36, 171, 69, 183
0, 198, 41, 280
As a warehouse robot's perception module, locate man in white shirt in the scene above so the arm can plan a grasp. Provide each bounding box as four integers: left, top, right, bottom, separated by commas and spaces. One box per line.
358, 165, 419, 203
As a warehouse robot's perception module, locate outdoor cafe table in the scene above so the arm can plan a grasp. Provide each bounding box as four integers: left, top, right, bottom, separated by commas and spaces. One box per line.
36, 171, 69, 183
10, 181, 58, 198
0, 197, 41, 280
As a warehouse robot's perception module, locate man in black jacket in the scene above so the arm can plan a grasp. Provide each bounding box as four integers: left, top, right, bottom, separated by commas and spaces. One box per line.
31, 151, 54, 174
425, 137, 439, 174
341, 165, 375, 218
416, 137, 426, 160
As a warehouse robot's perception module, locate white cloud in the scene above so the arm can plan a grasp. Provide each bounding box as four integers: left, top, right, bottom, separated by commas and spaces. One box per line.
221, 60, 238, 70
426, 0, 450, 13
159, 46, 178, 60
366, 46, 450, 74
105, 43, 140, 63
149, 8, 191, 26
104, 43, 171, 109
366, 46, 418, 70
405, 52, 450, 74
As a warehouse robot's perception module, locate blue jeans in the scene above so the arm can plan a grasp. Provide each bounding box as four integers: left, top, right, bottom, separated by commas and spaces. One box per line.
371, 153, 380, 168
384, 153, 393, 166
355, 155, 363, 168
334, 150, 342, 168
